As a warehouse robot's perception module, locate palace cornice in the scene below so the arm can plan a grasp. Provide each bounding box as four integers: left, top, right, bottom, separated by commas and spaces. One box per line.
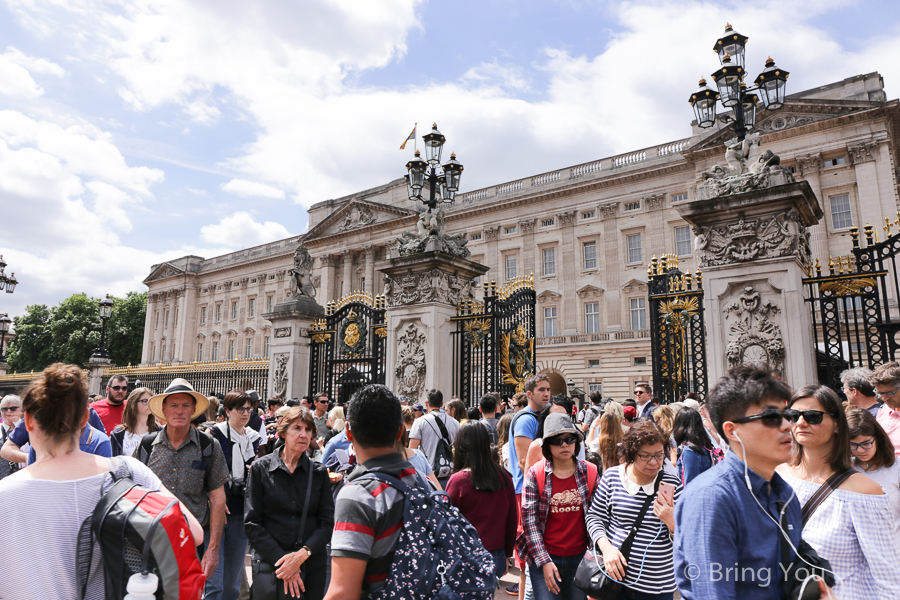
685, 102, 900, 162
303, 215, 418, 248
304, 197, 416, 241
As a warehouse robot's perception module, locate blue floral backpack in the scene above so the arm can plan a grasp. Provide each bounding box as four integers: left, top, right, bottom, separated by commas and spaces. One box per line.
354, 471, 496, 600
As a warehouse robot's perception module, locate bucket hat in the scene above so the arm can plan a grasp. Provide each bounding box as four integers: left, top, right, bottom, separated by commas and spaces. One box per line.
542, 413, 583, 441
147, 378, 209, 421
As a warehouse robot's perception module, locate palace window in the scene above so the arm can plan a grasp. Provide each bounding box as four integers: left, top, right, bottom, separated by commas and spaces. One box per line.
215, 304, 222, 322
229, 340, 235, 360
826, 157, 846, 167
213, 341, 219, 361
634, 356, 648, 366
267, 295, 273, 312
505, 225, 517, 235
584, 302, 601, 334
582, 210, 595, 219
264, 336, 271, 358
583, 242, 597, 270
630, 297, 647, 330
161, 343, 166, 362
542, 248, 556, 276
588, 382, 603, 394
505, 255, 517, 281
197, 343, 203, 362
541, 218, 555, 227
675, 226, 692, 257
246, 338, 253, 359
625, 201, 641, 211
830, 194, 852, 230
231, 301, 238, 320
672, 192, 688, 203
588, 359, 600, 368
544, 306, 558, 337
470, 232, 482, 241
626, 234, 642, 264
200, 307, 206, 324
249, 298, 255, 318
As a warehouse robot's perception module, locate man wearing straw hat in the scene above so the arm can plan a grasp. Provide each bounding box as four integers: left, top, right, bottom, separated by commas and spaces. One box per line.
135, 378, 229, 593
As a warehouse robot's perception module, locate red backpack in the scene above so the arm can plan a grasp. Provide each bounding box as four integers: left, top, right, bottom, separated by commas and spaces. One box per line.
89, 459, 205, 600
532, 458, 600, 497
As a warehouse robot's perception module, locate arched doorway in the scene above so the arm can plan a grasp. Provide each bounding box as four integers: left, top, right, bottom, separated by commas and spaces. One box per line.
542, 371, 566, 397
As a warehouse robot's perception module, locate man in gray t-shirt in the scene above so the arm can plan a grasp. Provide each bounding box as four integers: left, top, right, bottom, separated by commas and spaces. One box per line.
408, 389, 459, 484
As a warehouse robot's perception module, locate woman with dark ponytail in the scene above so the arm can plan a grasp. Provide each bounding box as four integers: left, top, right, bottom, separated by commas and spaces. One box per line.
446, 421, 518, 583
673, 408, 718, 487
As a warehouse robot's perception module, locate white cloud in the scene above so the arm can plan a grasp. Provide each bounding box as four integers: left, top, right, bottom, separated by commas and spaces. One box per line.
200, 212, 291, 247
184, 100, 221, 125
3, 46, 65, 77
222, 178, 285, 199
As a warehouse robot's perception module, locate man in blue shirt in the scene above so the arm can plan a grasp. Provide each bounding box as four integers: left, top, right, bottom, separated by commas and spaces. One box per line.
321, 428, 351, 466
674, 366, 831, 600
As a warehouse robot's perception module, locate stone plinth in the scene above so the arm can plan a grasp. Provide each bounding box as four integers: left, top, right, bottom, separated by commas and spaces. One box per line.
263, 296, 325, 401
675, 181, 823, 388
86, 357, 113, 396
378, 251, 489, 403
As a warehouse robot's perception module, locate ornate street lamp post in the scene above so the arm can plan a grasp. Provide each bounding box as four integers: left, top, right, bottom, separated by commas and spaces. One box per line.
405, 123, 464, 211
0, 256, 18, 294
91, 294, 115, 361
688, 24, 789, 141
0, 313, 10, 362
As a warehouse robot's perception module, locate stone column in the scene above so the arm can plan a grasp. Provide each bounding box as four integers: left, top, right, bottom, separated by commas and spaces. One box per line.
519, 219, 537, 277
796, 153, 828, 262
600, 203, 622, 330
849, 141, 886, 238
319, 255, 338, 304
484, 226, 500, 284
86, 358, 112, 396
141, 293, 157, 363
558, 211, 578, 332
263, 296, 325, 401
379, 251, 489, 403
364, 245, 378, 297
341, 249, 355, 297
676, 181, 823, 387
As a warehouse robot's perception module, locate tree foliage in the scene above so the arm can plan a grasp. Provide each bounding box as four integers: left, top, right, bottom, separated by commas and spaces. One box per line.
6, 292, 147, 373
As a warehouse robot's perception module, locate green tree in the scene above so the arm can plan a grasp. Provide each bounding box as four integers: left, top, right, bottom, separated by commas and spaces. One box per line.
5, 291, 147, 372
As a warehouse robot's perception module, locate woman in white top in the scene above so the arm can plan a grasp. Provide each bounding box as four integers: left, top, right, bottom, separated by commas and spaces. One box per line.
110, 387, 157, 457
777, 385, 900, 600
847, 408, 900, 540
0, 363, 202, 600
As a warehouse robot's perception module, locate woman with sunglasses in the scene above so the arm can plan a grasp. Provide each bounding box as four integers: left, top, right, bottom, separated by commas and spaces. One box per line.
518, 414, 599, 600
109, 386, 157, 457
847, 408, 900, 540
777, 385, 900, 599
210, 389, 262, 600
586, 419, 681, 600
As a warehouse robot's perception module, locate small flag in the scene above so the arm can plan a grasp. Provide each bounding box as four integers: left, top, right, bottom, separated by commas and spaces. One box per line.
400, 123, 417, 150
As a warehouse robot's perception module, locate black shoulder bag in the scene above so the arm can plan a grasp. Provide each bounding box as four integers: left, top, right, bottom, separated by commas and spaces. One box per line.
250, 457, 315, 600
574, 471, 663, 599
778, 497, 837, 600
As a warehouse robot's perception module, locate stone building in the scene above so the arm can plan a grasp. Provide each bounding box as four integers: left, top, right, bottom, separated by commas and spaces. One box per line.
142, 72, 899, 400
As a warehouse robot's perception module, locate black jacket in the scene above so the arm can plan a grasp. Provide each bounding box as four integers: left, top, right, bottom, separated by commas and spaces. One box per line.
244, 450, 334, 565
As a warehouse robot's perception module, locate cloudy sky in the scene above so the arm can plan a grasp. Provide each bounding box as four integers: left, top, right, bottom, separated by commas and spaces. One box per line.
1, 0, 898, 320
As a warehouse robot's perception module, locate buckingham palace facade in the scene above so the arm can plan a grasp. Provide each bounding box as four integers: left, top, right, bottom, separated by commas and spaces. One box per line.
141, 72, 900, 400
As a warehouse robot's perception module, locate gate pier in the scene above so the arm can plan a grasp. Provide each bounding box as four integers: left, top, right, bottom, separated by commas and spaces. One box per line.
263, 296, 324, 401
378, 250, 489, 403
675, 180, 823, 387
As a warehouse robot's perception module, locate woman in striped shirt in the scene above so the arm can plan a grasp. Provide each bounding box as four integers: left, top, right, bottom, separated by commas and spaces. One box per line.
586, 420, 682, 600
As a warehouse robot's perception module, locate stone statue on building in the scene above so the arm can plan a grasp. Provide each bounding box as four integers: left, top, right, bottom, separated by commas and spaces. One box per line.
698, 132, 795, 199
287, 242, 317, 299
394, 206, 471, 259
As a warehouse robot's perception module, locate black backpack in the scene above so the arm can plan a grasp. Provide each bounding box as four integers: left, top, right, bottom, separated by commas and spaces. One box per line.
137, 431, 214, 478
425, 414, 455, 480
479, 418, 499, 446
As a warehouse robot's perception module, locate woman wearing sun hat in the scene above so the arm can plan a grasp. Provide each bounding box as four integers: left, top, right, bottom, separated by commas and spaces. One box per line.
517, 413, 600, 600
137, 378, 231, 592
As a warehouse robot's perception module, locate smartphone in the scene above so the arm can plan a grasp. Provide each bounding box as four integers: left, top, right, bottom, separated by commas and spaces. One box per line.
658, 482, 675, 506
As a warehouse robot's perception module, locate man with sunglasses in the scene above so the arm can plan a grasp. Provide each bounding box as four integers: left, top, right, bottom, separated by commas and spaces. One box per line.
90, 374, 129, 434
870, 362, 900, 456
634, 383, 657, 420
674, 366, 831, 600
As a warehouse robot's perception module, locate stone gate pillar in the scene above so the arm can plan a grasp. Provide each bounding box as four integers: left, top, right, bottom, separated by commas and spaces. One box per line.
675, 179, 823, 388
263, 296, 324, 402
378, 250, 488, 403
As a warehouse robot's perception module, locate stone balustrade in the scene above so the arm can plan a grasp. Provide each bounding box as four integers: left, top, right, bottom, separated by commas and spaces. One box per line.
536, 330, 649, 346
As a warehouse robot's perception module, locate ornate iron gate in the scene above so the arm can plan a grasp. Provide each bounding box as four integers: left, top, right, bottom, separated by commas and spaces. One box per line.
308, 292, 387, 403
648, 255, 709, 404
452, 276, 537, 406
803, 222, 900, 391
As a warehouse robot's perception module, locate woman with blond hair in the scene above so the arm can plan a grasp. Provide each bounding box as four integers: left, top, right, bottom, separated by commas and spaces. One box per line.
109, 386, 158, 457
653, 404, 678, 464
597, 412, 625, 471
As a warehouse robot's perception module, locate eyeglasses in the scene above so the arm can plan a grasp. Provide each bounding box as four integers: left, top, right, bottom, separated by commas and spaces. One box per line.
850, 439, 876, 451
109, 386, 127, 391
546, 435, 579, 447
875, 385, 900, 400
316, 399, 328, 404
234, 407, 254, 414
786, 409, 834, 425
0, 406, 19, 412
634, 391, 645, 396
637, 452, 666, 463
137, 399, 150, 405
731, 409, 792, 428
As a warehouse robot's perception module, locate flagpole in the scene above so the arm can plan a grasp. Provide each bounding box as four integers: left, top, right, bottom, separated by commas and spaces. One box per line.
414, 122, 417, 152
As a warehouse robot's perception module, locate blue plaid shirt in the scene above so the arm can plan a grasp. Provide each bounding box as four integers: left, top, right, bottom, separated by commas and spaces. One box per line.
674, 450, 801, 600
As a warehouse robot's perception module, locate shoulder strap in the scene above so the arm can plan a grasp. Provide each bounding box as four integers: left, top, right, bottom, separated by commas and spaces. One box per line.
138, 431, 159, 464
355, 470, 413, 495
198, 431, 213, 457
431, 413, 452, 445
584, 461, 599, 497
296, 457, 315, 548
619, 471, 663, 561
534, 458, 548, 496
801, 469, 854, 527
510, 409, 538, 438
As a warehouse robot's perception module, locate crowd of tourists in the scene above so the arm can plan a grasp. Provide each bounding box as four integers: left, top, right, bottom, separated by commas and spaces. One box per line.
4, 362, 900, 600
